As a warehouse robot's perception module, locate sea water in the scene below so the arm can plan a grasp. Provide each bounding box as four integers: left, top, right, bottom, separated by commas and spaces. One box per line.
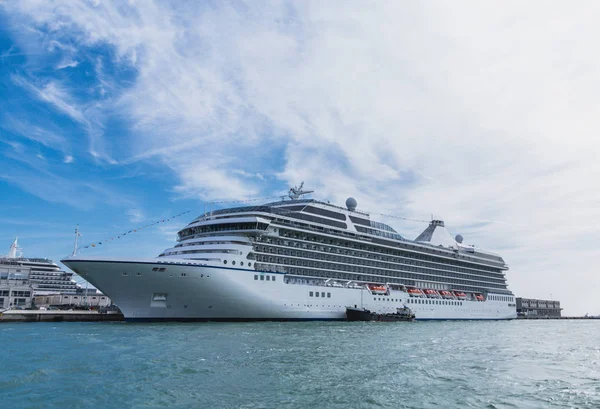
1, 320, 599, 408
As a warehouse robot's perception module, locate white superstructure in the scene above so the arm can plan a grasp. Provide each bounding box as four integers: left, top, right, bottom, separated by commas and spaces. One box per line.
2, 237, 80, 295
62, 186, 517, 321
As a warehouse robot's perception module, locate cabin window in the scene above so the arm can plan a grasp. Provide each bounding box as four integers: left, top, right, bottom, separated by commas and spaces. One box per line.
266, 276, 270, 281
254, 275, 258, 280
321, 292, 325, 298
315, 292, 320, 297
327, 293, 331, 298
260, 275, 264, 281
309, 292, 314, 297
272, 276, 276, 281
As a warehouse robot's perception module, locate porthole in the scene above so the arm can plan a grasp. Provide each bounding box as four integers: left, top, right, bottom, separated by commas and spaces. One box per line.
248, 263, 252, 267
232, 261, 236, 265
240, 262, 244, 266
223, 260, 227, 264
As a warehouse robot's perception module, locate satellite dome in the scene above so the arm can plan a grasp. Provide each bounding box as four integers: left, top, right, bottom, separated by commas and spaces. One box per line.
455, 234, 464, 244
346, 197, 357, 211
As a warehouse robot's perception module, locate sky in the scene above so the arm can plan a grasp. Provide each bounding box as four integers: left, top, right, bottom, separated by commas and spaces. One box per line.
1, 1, 599, 316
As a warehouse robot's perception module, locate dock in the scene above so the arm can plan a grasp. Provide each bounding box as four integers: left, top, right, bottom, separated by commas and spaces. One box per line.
517, 316, 599, 320
0, 310, 124, 322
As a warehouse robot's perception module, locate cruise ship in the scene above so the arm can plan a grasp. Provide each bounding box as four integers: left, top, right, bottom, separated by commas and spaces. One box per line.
62, 185, 517, 321
2, 238, 79, 295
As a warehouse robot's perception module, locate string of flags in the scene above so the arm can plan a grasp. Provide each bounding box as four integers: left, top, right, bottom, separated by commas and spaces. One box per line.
371, 212, 430, 224
78, 196, 282, 251
208, 195, 281, 204
82, 210, 192, 249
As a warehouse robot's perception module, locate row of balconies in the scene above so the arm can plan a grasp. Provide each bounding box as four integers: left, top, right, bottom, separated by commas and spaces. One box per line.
254, 250, 506, 288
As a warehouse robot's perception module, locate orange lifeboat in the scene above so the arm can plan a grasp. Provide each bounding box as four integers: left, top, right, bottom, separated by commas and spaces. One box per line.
367, 284, 388, 295
453, 292, 467, 299
423, 289, 440, 298
407, 288, 423, 296
475, 294, 485, 301
440, 290, 454, 299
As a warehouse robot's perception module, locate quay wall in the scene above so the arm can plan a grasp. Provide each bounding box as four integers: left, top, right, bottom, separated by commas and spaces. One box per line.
0, 310, 124, 322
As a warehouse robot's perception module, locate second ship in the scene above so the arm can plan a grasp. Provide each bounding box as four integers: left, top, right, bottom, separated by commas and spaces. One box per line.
62, 184, 517, 321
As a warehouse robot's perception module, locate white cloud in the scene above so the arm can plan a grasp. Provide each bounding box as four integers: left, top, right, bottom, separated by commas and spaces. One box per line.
10, 75, 114, 164
4, 1, 600, 314
56, 59, 79, 69
0, 166, 135, 211
63, 155, 74, 163
232, 169, 267, 181
126, 208, 144, 223
11, 75, 87, 124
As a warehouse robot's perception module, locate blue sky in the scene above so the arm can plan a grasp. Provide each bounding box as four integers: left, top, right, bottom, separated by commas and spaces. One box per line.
1, 1, 599, 315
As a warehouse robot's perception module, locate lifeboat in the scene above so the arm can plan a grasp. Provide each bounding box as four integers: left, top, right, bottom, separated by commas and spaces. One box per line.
440, 290, 454, 299
367, 284, 389, 295
475, 294, 485, 301
453, 292, 467, 299
407, 288, 423, 297
423, 289, 440, 298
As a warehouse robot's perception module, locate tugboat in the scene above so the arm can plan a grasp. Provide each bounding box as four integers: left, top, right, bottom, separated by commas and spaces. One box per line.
345, 306, 415, 322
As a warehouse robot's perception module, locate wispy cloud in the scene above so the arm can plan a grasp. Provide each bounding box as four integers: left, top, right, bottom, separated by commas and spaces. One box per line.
0, 165, 135, 211
2, 115, 67, 148
126, 208, 144, 223
232, 169, 267, 181
11, 75, 87, 124
56, 59, 79, 69
9, 74, 115, 165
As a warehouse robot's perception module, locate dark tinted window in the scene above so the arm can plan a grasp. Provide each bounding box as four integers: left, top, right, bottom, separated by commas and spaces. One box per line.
303, 206, 346, 221
288, 212, 347, 229
350, 216, 371, 226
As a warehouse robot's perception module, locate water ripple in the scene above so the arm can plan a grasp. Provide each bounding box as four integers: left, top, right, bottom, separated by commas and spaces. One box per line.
0, 321, 599, 408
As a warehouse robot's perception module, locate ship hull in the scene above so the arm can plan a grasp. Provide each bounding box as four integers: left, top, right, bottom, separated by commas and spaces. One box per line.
62, 258, 517, 321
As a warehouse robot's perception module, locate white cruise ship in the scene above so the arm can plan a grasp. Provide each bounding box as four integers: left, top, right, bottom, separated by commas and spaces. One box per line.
62, 185, 517, 321
2, 238, 79, 295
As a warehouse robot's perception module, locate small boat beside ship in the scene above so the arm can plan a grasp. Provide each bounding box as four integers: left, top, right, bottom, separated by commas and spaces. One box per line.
345, 306, 415, 322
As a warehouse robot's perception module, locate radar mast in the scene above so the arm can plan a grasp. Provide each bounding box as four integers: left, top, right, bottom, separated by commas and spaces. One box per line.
288, 182, 314, 200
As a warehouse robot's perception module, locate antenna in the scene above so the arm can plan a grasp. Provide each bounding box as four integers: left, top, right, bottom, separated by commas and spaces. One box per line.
72, 225, 82, 256
288, 181, 314, 200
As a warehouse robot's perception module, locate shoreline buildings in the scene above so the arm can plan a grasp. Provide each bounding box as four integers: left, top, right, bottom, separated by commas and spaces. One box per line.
516, 298, 562, 318
1, 238, 111, 310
